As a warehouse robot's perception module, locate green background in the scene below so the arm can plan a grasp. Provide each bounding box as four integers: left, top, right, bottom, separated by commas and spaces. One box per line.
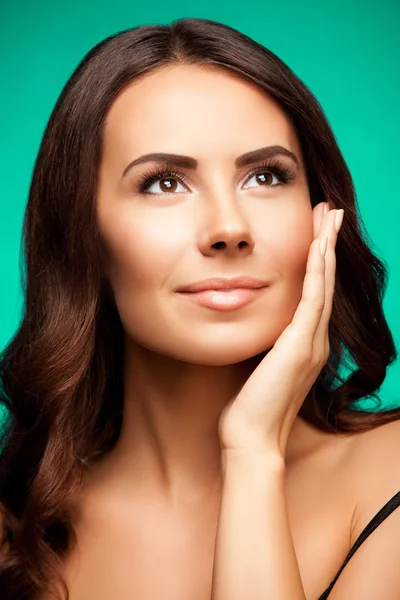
1, 0, 399, 420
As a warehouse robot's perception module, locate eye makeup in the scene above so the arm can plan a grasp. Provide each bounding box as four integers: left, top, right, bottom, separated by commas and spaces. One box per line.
134, 157, 296, 196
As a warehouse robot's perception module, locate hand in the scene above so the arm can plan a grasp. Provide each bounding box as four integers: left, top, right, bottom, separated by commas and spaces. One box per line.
218, 202, 344, 458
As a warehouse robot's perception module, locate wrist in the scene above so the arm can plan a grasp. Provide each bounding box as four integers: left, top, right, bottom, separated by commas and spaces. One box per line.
221, 447, 286, 476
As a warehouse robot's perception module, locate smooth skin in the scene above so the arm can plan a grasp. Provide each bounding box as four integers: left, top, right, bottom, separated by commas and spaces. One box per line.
35, 65, 400, 599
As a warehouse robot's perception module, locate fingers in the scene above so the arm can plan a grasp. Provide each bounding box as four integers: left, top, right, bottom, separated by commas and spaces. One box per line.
313, 207, 343, 349
288, 228, 328, 343
313, 201, 329, 239
283, 205, 343, 360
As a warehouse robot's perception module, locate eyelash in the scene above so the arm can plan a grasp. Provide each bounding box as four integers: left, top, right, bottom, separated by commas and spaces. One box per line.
135, 158, 296, 196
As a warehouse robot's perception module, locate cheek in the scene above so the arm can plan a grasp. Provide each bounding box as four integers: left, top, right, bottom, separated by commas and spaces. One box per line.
102, 212, 189, 351
267, 212, 313, 313
105, 210, 188, 290
278, 221, 312, 278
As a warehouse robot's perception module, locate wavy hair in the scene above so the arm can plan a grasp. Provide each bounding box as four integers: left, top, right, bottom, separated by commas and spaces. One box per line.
0, 17, 398, 599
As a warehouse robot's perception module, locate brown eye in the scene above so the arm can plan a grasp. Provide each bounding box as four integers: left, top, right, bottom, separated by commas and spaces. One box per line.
243, 170, 278, 189
137, 170, 189, 195
158, 178, 180, 193
242, 160, 296, 190
147, 176, 187, 194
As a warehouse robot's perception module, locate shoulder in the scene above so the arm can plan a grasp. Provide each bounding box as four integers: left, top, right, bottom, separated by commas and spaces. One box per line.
346, 418, 400, 543
317, 418, 400, 599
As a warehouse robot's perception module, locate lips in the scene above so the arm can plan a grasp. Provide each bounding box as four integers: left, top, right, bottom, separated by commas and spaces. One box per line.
175, 277, 270, 311
176, 276, 269, 293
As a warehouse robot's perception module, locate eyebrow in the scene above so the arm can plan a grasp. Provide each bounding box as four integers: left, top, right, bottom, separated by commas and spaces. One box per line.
121, 144, 300, 179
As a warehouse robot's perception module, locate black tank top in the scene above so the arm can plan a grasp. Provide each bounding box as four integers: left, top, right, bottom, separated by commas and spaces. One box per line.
317, 490, 400, 599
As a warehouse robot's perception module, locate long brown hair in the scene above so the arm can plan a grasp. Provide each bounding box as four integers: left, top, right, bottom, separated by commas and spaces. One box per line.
0, 17, 398, 599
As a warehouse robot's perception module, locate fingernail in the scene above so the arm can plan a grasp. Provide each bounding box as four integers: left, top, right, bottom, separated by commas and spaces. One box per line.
320, 236, 328, 257
324, 203, 329, 215
335, 209, 344, 233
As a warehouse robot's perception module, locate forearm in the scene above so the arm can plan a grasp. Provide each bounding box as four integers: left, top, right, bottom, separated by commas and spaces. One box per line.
211, 450, 306, 600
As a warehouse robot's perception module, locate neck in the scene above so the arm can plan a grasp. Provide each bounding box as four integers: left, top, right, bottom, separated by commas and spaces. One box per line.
86, 339, 321, 505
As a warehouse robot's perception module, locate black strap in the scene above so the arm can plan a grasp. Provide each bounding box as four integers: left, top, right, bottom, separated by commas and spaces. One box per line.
317, 490, 400, 599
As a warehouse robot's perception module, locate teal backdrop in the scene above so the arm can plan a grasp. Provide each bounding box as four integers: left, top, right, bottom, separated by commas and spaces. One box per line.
0, 0, 399, 425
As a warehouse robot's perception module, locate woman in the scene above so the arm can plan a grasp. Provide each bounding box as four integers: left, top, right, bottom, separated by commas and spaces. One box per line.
0, 16, 399, 600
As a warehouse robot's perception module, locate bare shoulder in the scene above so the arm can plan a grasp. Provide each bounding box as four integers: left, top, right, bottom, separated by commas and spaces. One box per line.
345, 418, 400, 543
308, 418, 400, 598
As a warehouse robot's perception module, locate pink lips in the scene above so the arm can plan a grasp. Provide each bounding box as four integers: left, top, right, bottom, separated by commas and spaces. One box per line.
178, 287, 267, 310
175, 277, 269, 311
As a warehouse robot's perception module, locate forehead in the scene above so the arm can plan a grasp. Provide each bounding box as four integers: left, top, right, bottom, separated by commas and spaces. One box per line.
102, 64, 301, 162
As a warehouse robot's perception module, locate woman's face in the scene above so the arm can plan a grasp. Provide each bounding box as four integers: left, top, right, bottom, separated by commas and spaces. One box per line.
97, 64, 314, 365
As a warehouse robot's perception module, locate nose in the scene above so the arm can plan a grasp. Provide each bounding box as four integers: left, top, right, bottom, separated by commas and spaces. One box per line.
198, 193, 255, 258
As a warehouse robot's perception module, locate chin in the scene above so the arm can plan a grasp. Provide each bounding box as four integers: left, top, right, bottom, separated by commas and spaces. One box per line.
164, 337, 274, 366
